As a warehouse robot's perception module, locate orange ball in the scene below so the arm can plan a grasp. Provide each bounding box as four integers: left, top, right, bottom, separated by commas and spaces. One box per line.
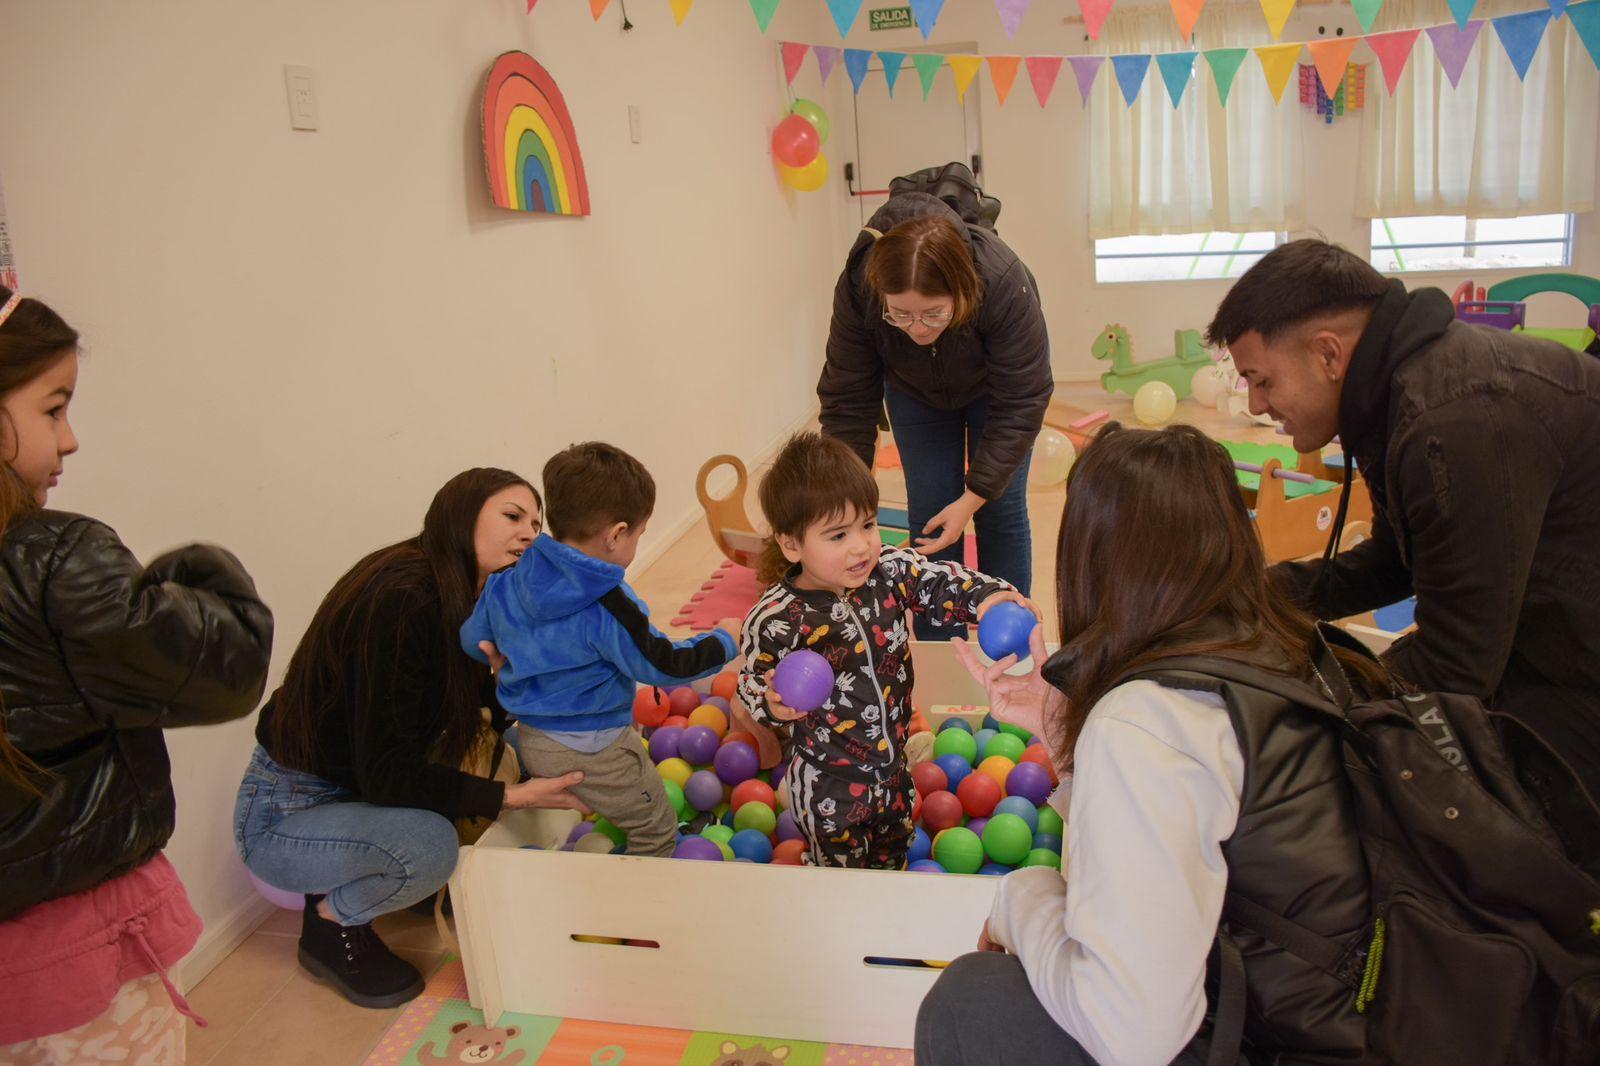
772, 839, 807, 865
977, 755, 1017, 790
661, 715, 691, 731
688, 704, 729, 738
711, 671, 740, 701
731, 778, 777, 812
1019, 745, 1059, 784
723, 731, 759, 753
668, 687, 701, 717
632, 687, 670, 728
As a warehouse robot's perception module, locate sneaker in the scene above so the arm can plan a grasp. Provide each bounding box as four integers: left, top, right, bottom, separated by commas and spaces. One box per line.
297, 894, 425, 1009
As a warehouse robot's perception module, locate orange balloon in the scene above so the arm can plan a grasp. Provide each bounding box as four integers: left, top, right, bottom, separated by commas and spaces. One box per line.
688, 705, 729, 738
772, 839, 808, 865
977, 755, 1017, 790
711, 671, 739, 701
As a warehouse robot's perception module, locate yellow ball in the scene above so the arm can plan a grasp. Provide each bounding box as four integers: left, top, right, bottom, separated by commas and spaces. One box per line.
688, 705, 728, 738
977, 755, 1017, 789
657, 757, 693, 789
1133, 381, 1178, 426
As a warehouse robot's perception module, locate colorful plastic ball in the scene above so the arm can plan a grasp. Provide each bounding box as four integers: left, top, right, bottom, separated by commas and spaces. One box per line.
997, 721, 1034, 742
985, 733, 1027, 764
678, 725, 721, 766
734, 802, 778, 836
908, 859, 946, 873
1037, 805, 1065, 838
648, 725, 684, 764
973, 728, 999, 760
957, 772, 1002, 818
674, 836, 724, 861
982, 813, 1035, 865
977, 601, 1038, 662
567, 822, 595, 843
633, 687, 671, 728
977, 755, 1017, 790
668, 687, 702, 717
593, 817, 627, 848
1021, 848, 1062, 870
982, 713, 1000, 731
908, 827, 932, 864
722, 731, 759, 754
772, 839, 807, 865
965, 817, 989, 840
940, 717, 975, 734
662, 780, 691, 821
730, 828, 774, 863
662, 716, 691, 734
911, 761, 949, 797
921, 790, 965, 833
248, 872, 303, 910
933, 826, 985, 874
720, 808, 738, 829
933, 729, 978, 765
701, 824, 735, 846
701, 695, 732, 715
978, 863, 1012, 876
1020, 745, 1059, 784
688, 705, 729, 738
772, 649, 835, 712
712, 671, 739, 701
1006, 761, 1054, 807
775, 809, 803, 843
713, 741, 759, 785
993, 796, 1040, 832
1033, 832, 1064, 854
657, 757, 693, 789
685, 770, 724, 812
934, 753, 973, 790
790, 97, 830, 144
576, 832, 619, 855
732, 779, 778, 812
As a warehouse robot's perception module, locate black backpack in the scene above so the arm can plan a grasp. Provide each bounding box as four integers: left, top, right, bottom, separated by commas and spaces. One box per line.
1133, 623, 1600, 1065
886, 161, 1001, 233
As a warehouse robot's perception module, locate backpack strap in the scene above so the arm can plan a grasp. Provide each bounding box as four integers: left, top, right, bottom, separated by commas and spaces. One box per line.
1206, 931, 1248, 1066
1225, 894, 1359, 982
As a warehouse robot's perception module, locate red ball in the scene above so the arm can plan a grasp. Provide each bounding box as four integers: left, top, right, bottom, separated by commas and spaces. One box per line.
723, 731, 759, 753
911, 761, 949, 798
661, 715, 691, 731
1019, 745, 1059, 785
731, 779, 777, 812
921, 790, 964, 833
957, 772, 1002, 818
772, 839, 807, 865
711, 672, 739, 701
632, 687, 670, 728
669, 687, 702, 717
912, 792, 922, 825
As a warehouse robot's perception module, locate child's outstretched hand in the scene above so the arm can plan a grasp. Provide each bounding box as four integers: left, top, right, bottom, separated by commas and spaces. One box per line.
762, 671, 808, 723
975, 590, 1044, 623
479, 640, 508, 677
951, 624, 1052, 739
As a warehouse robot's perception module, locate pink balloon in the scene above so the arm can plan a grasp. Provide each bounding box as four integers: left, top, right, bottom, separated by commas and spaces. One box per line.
248, 870, 303, 910
771, 115, 820, 169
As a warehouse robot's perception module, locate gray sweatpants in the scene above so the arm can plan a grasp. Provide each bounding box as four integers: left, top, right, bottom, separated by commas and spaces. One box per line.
514, 727, 677, 858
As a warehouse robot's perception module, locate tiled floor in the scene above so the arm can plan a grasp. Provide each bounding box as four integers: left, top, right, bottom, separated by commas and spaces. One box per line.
181, 384, 1293, 1064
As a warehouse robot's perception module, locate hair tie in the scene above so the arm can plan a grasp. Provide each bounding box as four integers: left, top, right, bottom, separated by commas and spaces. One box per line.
0, 292, 21, 330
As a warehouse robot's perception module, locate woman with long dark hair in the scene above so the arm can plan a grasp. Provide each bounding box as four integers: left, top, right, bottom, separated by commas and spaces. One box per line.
235, 468, 586, 1010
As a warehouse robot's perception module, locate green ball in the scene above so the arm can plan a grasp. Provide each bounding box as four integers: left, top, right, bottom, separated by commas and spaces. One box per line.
985, 733, 1027, 764
662, 780, 691, 821
933, 728, 978, 766
716, 841, 735, 861
700, 824, 735, 845
933, 827, 985, 874
734, 802, 777, 836
997, 721, 1034, 742
981, 813, 1034, 866
593, 817, 627, 848
1036, 805, 1064, 838
1021, 847, 1061, 870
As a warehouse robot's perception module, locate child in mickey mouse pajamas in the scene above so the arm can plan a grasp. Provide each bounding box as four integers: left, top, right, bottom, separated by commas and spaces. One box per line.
737, 433, 1036, 869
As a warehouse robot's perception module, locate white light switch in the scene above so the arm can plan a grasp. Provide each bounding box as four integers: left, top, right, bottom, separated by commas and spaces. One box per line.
284, 65, 318, 131
628, 105, 642, 144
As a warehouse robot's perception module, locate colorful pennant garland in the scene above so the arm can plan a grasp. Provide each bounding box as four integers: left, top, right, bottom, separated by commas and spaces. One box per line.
1027, 55, 1065, 106
912, 52, 945, 98
988, 56, 1022, 104
949, 55, 985, 100
1307, 37, 1358, 94
1156, 51, 1199, 105
1069, 55, 1106, 103
814, 45, 842, 85
1205, 48, 1250, 105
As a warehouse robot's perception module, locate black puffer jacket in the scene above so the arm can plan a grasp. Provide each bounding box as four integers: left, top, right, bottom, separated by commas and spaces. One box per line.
818, 193, 1053, 501
0, 510, 273, 921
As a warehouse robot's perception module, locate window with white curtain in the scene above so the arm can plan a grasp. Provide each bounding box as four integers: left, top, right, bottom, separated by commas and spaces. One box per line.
1357, 0, 1597, 220
1086, 5, 1306, 243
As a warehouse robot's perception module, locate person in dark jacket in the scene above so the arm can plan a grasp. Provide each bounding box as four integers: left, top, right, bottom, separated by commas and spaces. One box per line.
1207, 239, 1600, 867
0, 288, 274, 1056
238, 468, 589, 1010
818, 193, 1052, 640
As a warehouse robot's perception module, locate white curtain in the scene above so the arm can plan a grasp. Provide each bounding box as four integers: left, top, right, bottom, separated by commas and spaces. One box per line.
1087, 5, 1306, 239
1357, 0, 1598, 218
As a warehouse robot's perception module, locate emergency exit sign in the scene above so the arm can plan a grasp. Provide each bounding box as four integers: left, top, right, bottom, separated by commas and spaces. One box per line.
870, 6, 913, 30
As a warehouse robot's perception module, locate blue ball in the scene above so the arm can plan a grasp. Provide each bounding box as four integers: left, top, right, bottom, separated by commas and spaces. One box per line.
721, 810, 738, 829
978, 863, 1012, 876
908, 859, 945, 873
935, 753, 973, 790
978, 601, 1038, 662
983, 713, 1000, 732
994, 796, 1041, 832
1033, 832, 1064, 854
939, 718, 975, 734
729, 828, 774, 863
1026, 734, 1044, 747
907, 827, 932, 864
974, 728, 999, 759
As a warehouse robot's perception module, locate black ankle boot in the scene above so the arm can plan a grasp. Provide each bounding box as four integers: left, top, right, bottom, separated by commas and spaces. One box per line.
297, 894, 424, 1009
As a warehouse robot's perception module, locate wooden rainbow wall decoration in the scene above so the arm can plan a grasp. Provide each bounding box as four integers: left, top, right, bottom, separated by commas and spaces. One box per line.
482, 52, 591, 216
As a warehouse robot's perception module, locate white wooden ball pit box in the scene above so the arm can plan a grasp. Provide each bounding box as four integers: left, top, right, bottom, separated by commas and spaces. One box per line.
449, 639, 1039, 1049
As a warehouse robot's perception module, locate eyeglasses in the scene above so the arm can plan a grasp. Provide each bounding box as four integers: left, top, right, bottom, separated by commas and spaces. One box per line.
882, 308, 953, 330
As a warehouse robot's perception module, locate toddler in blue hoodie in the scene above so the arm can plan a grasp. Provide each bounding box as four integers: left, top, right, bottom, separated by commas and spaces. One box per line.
462, 442, 738, 857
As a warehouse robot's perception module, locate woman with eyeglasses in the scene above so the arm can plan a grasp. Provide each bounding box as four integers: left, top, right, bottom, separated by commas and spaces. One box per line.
818, 194, 1052, 639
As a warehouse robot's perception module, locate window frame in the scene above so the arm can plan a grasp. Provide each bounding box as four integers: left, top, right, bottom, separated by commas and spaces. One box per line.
1092, 230, 1288, 285
1368, 213, 1575, 275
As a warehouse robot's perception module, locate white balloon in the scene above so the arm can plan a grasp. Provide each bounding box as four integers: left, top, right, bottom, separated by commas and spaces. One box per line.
1029, 428, 1077, 486
1190, 365, 1226, 407
1133, 381, 1178, 426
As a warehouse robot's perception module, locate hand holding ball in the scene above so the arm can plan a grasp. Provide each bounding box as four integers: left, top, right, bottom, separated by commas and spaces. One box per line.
772, 649, 835, 713
978, 600, 1038, 662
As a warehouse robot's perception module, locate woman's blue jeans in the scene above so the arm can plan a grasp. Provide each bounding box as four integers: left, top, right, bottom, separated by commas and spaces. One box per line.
884, 384, 1033, 640
234, 745, 459, 926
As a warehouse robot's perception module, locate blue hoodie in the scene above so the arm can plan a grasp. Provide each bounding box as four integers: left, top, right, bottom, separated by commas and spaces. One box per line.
461, 535, 737, 732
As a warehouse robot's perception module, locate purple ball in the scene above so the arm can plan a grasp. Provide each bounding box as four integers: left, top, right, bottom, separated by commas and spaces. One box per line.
1006, 761, 1054, 807
678, 725, 721, 766
713, 741, 759, 785
966, 817, 990, 839
775, 809, 803, 843
772, 649, 835, 712
908, 859, 945, 873
567, 822, 595, 843
685, 769, 725, 812
673, 836, 724, 861
935, 753, 973, 790
701, 696, 732, 715
649, 725, 684, 764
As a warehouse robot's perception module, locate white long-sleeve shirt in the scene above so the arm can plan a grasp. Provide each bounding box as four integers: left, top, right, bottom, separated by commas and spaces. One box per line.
986, 680, 1246, 1066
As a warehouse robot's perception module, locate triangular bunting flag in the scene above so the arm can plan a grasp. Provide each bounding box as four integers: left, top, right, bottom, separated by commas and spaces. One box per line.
670, 0, 693, 25
988, 55, 1023, 103
1366, 28, 1420, 93
1156, 51, 1199, 105
1204, 47, 1249, 104
1027, 55, 1065, 105
1492, 9, 1551, 79
1427, 21, 1483, 87
995, 0, 1031, 37
747, 0, 780, 33
912, 53, 945, 98
815, 46, 843, 84
1350, 0, 1384, 33
781, 42, 809, 85
1255, 42, 1302, 101
1259, 0, 1295, 38
1171, 0, 1206, 41
1569, 1, 1600, 69
909, 0, 947, 39
827, 0, 864, 36
526, 0, 538, 13
1548, 0, 1570, 18
1080, 0, 1115, 39
880, 51, 908, 96
844, 49, 873, 92
949, 55, 986, 100
1069, 55, 1106, 102
1112, 54, 1153, 105
1447, 0, 1477, 27
590, 0, 611, 19
1307, 37, 1357, 94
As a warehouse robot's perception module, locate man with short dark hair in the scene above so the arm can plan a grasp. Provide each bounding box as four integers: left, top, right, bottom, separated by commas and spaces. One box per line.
1208, 238, 1600, 863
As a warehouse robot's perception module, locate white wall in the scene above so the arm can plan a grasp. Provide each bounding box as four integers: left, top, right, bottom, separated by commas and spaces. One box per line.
0, 0, 839, 982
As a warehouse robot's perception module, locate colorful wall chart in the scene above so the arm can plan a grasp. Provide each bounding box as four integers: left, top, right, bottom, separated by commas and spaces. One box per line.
481, 52, 591, 216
